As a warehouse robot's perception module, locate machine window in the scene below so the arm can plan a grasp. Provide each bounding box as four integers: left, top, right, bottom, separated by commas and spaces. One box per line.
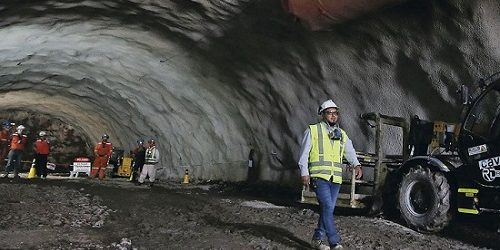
464, 89, 500, 139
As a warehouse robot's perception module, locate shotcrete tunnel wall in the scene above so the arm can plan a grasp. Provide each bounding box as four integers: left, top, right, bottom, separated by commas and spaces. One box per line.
0, 0, 499, 183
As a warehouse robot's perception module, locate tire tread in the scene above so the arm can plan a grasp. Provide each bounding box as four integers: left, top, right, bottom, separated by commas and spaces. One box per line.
397, 165, 451, 233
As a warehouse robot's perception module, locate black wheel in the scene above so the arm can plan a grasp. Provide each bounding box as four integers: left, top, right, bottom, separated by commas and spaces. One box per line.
105, 164, 114, 178
397, 165, 451, 233
365, 195, 384, 217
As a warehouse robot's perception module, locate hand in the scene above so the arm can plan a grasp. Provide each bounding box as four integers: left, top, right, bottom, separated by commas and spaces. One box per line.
354, 165, 363, 180
301, 175, 310, 186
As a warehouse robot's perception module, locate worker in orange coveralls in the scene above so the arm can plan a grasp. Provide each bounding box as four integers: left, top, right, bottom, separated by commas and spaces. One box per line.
91, 134, 113, 180
0, 122, 11, 167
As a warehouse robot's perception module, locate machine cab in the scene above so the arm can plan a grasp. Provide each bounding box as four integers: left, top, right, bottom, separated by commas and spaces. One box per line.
459, 74, 500, 187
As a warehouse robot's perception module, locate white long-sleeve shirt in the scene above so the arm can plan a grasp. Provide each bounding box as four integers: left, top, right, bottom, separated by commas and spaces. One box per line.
298, 122, 360, 177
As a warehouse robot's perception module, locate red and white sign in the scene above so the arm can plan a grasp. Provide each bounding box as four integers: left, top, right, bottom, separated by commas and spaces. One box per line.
72, 161, 91, 175
74, 157, 90, 162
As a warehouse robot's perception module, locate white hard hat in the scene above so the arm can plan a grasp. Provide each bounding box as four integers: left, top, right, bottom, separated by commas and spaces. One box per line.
39, 131, 47, 137
318, 99, 339, 115
16, 125, 25, 130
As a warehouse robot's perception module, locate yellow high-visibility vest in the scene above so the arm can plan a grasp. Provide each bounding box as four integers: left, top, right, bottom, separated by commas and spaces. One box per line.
308, 122, 347, 184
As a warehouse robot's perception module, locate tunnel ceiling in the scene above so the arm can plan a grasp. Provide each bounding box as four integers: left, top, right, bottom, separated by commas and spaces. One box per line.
0, 0, 499, 182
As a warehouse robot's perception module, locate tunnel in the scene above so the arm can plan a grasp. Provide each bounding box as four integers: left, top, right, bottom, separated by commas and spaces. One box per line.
0, 0, 499, 183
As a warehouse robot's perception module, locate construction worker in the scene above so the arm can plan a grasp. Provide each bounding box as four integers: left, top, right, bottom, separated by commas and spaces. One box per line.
2, 125, 28, 179
34, 131, 50, 179
298, 99, 362, 250
0, 121, 12, 168
131, 139, 146, 182
137, 139, 159, 187
91, 134, 113, 180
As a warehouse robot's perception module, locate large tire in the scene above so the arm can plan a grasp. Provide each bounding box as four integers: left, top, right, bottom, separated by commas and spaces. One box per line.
397, 165, 451, 233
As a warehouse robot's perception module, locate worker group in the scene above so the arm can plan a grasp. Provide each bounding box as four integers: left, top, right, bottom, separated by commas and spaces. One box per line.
0, 123, 159, 186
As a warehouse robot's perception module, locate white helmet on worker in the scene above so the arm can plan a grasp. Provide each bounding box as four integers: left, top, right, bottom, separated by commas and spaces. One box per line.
318, 99, 339, 115
16, 125, 25, 131
39, 131, 47, 137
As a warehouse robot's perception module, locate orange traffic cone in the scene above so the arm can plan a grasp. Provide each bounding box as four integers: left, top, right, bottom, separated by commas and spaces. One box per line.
182, 169, 189, 184
28, 159, 37, 179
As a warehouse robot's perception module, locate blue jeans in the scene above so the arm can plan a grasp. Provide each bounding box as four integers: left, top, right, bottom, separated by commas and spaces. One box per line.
312, 178, 341, 246
5, 149, 23, 175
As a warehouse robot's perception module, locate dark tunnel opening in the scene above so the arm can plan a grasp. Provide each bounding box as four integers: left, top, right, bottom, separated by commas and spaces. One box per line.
0, 109, 92, 168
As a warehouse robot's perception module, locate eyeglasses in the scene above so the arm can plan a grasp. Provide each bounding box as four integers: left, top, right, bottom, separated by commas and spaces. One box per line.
324, 111, 339, 116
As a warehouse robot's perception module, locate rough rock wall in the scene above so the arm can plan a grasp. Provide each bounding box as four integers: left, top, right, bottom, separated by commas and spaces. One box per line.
0, 0, 498, 182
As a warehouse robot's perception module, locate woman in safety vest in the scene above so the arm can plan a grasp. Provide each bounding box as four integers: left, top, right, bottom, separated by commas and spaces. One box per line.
34, 131, 50, 179
2, 125, 28, 179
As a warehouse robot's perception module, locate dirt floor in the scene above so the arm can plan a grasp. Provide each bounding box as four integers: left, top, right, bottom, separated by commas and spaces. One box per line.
1, 176, 500, 250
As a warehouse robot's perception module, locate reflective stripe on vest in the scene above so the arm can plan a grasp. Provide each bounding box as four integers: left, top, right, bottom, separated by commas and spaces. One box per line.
308, 123, 347, 184
145, 147, 158, 163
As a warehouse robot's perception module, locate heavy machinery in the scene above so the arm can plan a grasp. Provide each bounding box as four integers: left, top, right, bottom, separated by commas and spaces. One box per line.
107, 148, 133, 178
301, 71, 500, 233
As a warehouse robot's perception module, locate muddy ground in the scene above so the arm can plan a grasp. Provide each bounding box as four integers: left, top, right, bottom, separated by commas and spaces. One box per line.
1, 177, 500, 250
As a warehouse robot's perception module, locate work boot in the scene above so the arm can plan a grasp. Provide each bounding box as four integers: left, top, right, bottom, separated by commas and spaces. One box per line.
331, 244, 343, 249
311, 239, 330, 250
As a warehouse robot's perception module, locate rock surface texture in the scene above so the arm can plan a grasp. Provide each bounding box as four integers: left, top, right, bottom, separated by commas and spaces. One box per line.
0, 0, 499, 182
